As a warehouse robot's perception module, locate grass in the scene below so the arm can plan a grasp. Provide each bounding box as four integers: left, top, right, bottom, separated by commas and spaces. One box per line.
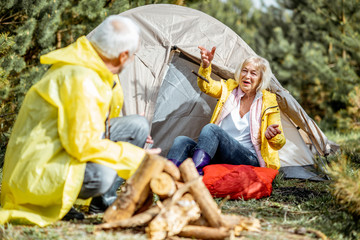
1, 131, 360, 239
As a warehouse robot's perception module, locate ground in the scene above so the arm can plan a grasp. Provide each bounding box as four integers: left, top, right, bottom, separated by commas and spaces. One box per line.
1, 131, 360, 239
1, 175, 359, 240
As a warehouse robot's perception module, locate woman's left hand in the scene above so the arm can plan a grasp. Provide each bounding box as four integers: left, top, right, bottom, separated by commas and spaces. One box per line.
265, 124, 282, 140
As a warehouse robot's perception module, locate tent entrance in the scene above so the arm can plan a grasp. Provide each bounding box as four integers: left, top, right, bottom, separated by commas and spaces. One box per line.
150, 50, 219, 156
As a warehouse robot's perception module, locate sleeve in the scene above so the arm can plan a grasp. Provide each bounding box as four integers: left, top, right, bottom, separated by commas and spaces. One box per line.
57, 70, 146, 179
197, 64, 222, 99
267, 109, 286, 150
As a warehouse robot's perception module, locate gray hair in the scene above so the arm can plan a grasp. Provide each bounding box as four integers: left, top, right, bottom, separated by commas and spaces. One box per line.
88, 15, 140, 59
234, 56, 272, 92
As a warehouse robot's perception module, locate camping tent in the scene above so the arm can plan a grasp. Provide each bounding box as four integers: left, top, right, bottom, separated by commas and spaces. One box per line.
88, 4, 338, 180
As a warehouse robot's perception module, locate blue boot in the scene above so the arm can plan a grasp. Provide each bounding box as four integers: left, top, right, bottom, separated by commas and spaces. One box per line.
192, 149, 211, 175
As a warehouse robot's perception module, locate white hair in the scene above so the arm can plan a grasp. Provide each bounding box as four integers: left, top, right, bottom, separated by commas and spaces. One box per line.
88, 15, 140, 59
234, 56, 273, 92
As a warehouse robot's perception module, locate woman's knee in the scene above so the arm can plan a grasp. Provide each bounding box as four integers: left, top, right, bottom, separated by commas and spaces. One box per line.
173, 136, 194, 147
200, 123, 220, 136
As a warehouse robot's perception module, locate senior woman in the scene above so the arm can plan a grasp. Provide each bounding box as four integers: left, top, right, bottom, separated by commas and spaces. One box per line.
166, 46, 286, 174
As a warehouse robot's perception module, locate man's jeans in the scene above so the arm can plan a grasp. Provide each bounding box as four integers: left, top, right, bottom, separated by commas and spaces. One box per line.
166, 123, 259, 167
78, 115, 149, 199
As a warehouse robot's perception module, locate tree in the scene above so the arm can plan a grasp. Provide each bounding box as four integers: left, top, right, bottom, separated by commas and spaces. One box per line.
266, 0, 360, 131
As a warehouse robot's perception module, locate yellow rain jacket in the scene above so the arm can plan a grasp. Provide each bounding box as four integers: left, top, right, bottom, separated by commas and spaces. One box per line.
0, 36, 146, 226
197, 65, 286, 169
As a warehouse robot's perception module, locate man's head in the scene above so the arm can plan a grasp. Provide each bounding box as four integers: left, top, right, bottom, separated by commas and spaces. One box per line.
88, 15, 140, 74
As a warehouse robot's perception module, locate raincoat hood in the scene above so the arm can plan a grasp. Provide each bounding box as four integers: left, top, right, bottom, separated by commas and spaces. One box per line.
40, 36, 114, 86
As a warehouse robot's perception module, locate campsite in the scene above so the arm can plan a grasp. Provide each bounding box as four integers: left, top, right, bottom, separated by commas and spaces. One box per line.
1, 1, 360, 239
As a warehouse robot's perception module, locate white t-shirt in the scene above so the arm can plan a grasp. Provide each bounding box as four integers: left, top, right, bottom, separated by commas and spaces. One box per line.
219, 102, 257, 156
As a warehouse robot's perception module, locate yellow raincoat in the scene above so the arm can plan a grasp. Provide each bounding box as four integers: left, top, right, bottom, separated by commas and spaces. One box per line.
0, 36, 146, 226
197, 65, 286, 169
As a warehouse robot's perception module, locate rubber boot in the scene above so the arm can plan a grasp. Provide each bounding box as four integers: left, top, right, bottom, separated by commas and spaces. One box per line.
192, 149, 211, 175
88, 177, 124, 214
168, 158, 183, 167
62, 207, 85, 221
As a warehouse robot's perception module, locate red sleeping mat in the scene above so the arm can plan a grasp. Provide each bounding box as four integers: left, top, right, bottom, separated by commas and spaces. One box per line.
202, 164, 278, 200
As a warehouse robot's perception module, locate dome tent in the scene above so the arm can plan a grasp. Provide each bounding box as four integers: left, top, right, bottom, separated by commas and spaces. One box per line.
88, 4, 338, 180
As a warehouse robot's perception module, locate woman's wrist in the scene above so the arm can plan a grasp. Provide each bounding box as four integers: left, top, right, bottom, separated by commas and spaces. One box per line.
201, 62, 210, 69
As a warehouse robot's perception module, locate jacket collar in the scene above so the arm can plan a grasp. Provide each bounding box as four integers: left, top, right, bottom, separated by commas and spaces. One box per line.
40, 36, 114, 87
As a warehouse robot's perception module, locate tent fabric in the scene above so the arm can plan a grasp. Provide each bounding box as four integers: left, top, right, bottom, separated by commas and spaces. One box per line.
202, 164, 279, 200
278, 112, 314, 167
280, 166, 328, 181
87, 4, 337, 177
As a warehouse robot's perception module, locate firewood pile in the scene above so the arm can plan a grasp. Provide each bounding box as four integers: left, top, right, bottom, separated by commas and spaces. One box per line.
96, 154, 261, 239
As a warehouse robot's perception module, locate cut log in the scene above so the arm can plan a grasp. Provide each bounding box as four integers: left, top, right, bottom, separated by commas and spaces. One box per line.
150, 172, 176, 199
96, 205, 160, 230
178, 225, 230, 239
163, 160, 181, 181
190, 214, 260, 230
189, 216, 209, 227
222, 214, 260, 230
134, 188, 154, 214
175, 181, 184, 190
96, 198, 173, 231
103, 154, 166, 223
178, 158, 224, 228
146, 193, 201, 240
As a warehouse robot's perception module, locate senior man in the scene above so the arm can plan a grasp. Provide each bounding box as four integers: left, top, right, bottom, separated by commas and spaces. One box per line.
0, 15, 159, 226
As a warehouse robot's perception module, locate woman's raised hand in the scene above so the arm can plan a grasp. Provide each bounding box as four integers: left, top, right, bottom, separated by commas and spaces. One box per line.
198, 46, 216, 68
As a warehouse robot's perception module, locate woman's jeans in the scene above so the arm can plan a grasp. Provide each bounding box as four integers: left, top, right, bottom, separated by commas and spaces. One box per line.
167, 123, 259, 167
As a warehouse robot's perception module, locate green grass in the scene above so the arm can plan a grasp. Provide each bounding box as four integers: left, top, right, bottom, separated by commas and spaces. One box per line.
1, 131, 360, 239
218, 176, 360, 240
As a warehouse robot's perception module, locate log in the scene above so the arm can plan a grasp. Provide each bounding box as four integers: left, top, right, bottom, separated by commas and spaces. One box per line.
233, 217, 261, 235
179, 158, 224, 228
96, 205, 160, 230
96, 198, 173, 231
190, 214, 260, 230
134, 188, 154, 214
150, 172, 176, 199
178, 225, 230, 239
222, 214, 260, 231
163, 160, 181, 181
146, 193, 201, 240
189, 216, 209, 227
103, 154, 166, 223
175, 181, 184, 189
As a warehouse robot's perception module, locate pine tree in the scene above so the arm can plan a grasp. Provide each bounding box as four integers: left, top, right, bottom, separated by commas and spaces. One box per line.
279, 0, 360, 131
